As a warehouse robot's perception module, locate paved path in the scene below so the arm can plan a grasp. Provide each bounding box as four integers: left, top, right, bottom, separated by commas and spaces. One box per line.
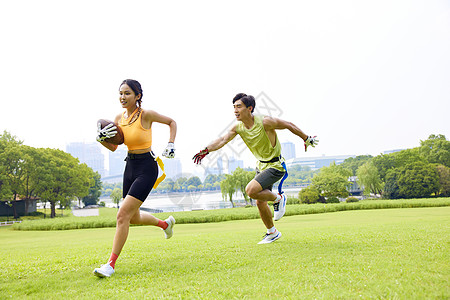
72, 208, 99, 217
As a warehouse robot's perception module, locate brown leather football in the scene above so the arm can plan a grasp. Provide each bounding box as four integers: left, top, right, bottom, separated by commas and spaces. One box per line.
97, 119, 124, 145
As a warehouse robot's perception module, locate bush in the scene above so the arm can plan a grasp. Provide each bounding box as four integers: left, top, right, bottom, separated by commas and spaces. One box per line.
326, 197, 340, 203
346, 197, 359, 203
287, 195, 301, 205
299, 186, 320, 204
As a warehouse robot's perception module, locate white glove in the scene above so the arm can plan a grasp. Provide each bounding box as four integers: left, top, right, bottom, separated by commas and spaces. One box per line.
96, 122, 117, 142
162, 142, 176, 158
304, 136, 319, 152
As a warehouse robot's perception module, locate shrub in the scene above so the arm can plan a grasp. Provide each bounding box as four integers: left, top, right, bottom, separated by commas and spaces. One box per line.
299, 186, 320, 204
287, 196, 301, 205
326, 196, 340, 203
346, 197, 359, 203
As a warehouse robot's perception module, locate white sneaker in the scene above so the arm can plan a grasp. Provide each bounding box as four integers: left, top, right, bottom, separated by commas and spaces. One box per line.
93, 263, 115, 278
163, 215, 175, 239
273, 193, 287, 221
258, 230, 282, 244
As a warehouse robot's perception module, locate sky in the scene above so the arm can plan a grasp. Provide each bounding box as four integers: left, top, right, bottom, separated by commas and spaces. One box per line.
1, 0, 449, 173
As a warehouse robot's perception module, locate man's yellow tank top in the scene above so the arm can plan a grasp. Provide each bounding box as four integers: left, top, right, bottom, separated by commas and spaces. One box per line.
119, 108, 152, 151
235, 115, 284, 172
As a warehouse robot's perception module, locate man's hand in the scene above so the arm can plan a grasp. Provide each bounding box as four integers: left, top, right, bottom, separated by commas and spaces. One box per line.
193, 148, 209, 164
304, 136, 319, 152
96, 123, 117, 143
162, 142, 176, 158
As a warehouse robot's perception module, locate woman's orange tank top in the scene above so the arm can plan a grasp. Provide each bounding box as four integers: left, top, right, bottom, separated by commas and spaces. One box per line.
118, 108, 152, 151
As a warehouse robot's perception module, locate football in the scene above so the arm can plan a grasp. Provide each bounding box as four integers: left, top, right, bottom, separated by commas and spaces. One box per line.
97, 119, 124, 145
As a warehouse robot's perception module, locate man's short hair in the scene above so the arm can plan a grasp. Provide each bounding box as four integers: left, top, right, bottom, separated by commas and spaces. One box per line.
233, 93, 255, 113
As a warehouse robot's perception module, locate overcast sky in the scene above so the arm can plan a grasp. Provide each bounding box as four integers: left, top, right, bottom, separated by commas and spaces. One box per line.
1, 0, 449, 173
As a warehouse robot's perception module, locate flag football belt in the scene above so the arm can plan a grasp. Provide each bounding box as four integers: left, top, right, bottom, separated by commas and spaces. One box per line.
125, 152, 166, 189
259, 155, 282, 163
259, 156, 289, 195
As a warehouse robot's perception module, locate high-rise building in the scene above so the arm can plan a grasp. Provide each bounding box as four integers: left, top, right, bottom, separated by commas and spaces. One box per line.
163, 158, 182, 179
228, 156, 244, 173
285, 155, 355, 170
281, 142, 296, 160
217, 157, 223, 175
66, 142, 106, 177
109, 146, 127, 176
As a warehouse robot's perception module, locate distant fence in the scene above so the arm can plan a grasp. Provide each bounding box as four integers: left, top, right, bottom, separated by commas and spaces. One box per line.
140, 207, 164, 214
0, 220, 22, 226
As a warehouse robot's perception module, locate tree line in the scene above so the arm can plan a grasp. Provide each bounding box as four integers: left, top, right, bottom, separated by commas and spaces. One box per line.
0, 131, 101, 218
300, 134, 450, 203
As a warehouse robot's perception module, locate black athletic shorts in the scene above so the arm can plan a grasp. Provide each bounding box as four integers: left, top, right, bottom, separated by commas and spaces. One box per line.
123, 152, 158, 201
254, 167, 286, 191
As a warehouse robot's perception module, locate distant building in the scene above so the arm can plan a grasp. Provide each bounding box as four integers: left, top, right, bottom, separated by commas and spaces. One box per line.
228, 156, 244, 173
217, 157, 223, 175
281, 142, 296, 160
109, 146, 127, 176
163, 158, 182, 179
383, 149, 405, 154
285, 155, 355, 170
66, 142, 105, 177
0, 196, 38, 217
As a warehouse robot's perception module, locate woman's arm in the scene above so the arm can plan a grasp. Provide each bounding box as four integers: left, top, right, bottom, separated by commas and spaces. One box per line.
143, 110, 177, 143
97, 114, 121, 152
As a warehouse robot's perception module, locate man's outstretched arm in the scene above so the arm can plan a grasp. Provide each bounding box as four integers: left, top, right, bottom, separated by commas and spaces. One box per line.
193, 125, 238, 164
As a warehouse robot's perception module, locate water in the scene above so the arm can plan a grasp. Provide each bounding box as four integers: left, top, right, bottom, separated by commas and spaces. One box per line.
102, 187, 301, 212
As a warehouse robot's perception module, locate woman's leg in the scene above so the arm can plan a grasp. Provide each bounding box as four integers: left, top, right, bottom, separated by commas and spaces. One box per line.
111, 195, 143, 256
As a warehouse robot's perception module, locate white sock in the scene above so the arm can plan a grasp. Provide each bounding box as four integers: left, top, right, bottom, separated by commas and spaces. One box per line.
267, 226, 276, 234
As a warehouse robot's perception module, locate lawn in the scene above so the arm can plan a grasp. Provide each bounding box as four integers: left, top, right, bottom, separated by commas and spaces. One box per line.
1, 207, 449, 299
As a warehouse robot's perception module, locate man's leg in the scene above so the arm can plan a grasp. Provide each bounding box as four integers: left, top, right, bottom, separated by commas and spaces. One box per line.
246, 180, 277, 229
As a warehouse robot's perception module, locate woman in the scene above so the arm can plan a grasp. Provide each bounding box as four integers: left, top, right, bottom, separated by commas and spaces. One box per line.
94, 79, 177, 278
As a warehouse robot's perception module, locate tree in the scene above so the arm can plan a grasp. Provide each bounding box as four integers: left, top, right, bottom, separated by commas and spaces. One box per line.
356, 161, 384, 196
176, 177, 187, 191
299, 185, 320, 204
420, 134, 450, 168
82, 171, 102, 206
372, 148, 425, 181
164, 178, 175, 192
185, 176, 202, 190
397, 162, 440, 199
220, 174, 237, 207
35, 149, 91, 218
311, 163, 352, 199
384, 168, 401, 199
232, 167, 255, 205
110, 188, 122, 208
0, 132, 25, 219
20, 146, 48, 214
435, 165, 450, 197
340, 155, 373, 176
203, 174, 225, 190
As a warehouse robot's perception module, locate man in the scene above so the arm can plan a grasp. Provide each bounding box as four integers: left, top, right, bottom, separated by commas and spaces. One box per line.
193, 93, 318, 244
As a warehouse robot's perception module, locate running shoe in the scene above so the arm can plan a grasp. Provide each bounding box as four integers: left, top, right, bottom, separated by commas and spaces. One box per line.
258, 230, 282, 244
273, 193, 287, 221
93, 263, 114, 278
163, 215, 175, 239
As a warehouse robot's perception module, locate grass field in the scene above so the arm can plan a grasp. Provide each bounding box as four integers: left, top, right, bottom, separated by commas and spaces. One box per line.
1, 207, 449, 299
11, 198, 450, 231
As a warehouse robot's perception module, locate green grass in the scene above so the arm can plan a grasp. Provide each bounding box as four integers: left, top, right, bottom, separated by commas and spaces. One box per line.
1, 207, 449, 299
11, 197, 450, 231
